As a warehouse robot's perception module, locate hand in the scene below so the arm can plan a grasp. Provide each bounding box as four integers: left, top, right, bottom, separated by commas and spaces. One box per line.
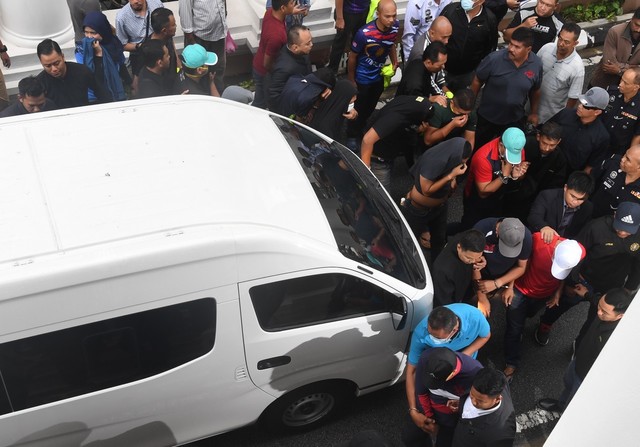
1, 51, 10, 68
527, 113, 539, 127
511, 161, 530, 180
416, 121, 429, 134
92, 40, 103, 57
507, 0, 520, 9
423, 418, 439, 435
451, 114, 468, 128
293, 4, 307, 14
522, 16, 538, 28
473, 255, 487, 271
410, 411, 430, 432
446, 399, 460, 412
335, 17, 345, 31
573, 283, 589, 298
450, 163, 467, 178
477, 279, 497, 294
180, 89, 190, 95
450, 177, 458, 192
343, 108, 358, 120
540, 226, 558, 244
429, 95, 448, 108
502, 287, 514, 306
603, 60, 621, 75
477, 295, 491, 317
546, 293, 560, 308
501, 159, 514, 178
209, 71, 216, 83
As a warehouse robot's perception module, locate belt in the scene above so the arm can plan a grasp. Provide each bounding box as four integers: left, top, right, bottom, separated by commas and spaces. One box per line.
371, 154, 390, 163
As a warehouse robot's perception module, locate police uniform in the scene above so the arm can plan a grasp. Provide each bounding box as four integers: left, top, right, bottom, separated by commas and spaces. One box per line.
591, 154, 640, 218
602, 86, 640, 155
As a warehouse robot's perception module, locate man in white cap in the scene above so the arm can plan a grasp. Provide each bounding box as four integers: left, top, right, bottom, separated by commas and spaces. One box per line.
548, 86, 610, 175
462, 127, 530, 229
503, 235, 585, 380
175, 43, 219, 96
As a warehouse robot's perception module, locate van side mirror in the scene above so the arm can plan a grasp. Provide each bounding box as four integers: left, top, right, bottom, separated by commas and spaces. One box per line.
391, 296, 407, 330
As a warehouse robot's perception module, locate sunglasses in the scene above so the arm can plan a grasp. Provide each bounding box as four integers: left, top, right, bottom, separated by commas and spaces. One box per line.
580, 103, 601, 111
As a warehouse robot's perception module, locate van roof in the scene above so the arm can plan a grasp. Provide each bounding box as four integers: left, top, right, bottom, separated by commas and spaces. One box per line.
0, 96, 336, 264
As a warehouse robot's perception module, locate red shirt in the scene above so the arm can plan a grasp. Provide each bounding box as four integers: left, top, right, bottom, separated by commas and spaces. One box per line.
515, 233, 586, 299
464, 137, 526, 197
252, 9, 287, 76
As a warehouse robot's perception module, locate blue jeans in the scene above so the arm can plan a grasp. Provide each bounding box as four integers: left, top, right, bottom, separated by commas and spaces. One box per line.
504, 287, 547, 367
558, 359, 582, 409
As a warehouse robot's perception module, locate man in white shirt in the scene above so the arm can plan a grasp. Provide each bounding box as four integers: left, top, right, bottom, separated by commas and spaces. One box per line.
179, 0, 228, 91
402, 0, 451, 61
537, 22, 584, 124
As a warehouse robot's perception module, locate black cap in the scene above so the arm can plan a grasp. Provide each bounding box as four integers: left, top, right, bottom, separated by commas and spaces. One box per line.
423, 348, 458, 389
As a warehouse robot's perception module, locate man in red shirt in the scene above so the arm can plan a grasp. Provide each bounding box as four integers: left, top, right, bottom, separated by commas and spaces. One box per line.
252, 0, 302, 108
503, 236, 585, 379
461, 127, 529, 229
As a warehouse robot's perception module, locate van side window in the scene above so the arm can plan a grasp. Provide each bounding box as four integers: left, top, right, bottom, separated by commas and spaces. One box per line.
0, 298, 216, 414
250, 274, 403, 331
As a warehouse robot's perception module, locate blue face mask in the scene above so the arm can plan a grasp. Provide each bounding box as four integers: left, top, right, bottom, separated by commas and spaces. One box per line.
429, 329, 456, 345
461, 0, 475, 11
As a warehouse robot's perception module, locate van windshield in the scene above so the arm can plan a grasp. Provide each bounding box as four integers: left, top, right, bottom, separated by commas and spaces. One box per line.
270, 116, 426, 289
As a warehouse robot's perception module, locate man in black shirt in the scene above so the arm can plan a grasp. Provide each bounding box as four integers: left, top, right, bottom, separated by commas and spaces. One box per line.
591, 146, 640, 218
602, 67, 640, 155
137, 40, 174, 99
359, 95, 433, 189
503, 0, 563, 53
174, 43, 220, 97
36, 38, 110, 109
396, 41, 448, 106
0, 76, 56, 118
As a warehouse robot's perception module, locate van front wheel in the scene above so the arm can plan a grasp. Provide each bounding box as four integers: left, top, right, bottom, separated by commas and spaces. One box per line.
262, 382, 354, 433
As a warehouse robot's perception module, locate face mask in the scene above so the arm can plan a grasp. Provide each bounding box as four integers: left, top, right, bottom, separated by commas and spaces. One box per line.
461, 0, 475, 11
346, 102, 355, 113
429, 332, 454, 345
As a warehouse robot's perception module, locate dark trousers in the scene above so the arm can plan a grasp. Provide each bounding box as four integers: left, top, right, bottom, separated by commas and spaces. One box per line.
402, 417, 455, 447
474, 113, 525, 153
400, 201, 448, 262
252, 69, 270, 110
348, 80, 384, 139
504, 288, 548, 367
194, 35, 227, 92
328, 10, 369, 72
540, 280, 595, 327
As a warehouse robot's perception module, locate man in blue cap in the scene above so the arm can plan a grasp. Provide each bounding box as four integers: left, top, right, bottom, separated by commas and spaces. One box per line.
175, 43, 220, 96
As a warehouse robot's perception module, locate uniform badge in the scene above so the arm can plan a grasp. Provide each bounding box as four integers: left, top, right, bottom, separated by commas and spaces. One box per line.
610, 171, 618, 179
631, 243, 640, 252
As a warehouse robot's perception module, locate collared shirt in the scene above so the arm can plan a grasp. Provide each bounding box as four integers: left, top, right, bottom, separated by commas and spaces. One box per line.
602, 86, 640, 155
115, 0, 164, 45
178, 0, 227, 42
537, 43, 585, 124
591, 154, 640, 218
475, 49, 543, 125
402, 0, 452, 60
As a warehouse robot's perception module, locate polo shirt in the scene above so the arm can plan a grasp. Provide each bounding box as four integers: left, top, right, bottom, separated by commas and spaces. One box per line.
115, 0, 163, 45
536, 43, 585, 124
407, 303, 490, 365
506, 6, 563, 52
351, 19, 399, 85
428, 99, 477, 142
252, 10, 287, 76
549, 108, 610, 171
475, 49, 543, 125
602, 87, 640, 155
474, 217, 533, 279
591, 154, 640, 217
371, 95, 433, 159
515, 233, 585, 299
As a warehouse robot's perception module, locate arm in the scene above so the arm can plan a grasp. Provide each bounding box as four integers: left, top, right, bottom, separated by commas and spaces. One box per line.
418, 164, 468, 198
405, 363, 429, 429
335, 0, 345, 31
178, 0, 195, 36
503, 14, 537, 42
347, 51, 358, 84
460, 333, 491, 357
470, 75, 483, 97
464, 130, 476, 151
566, 98, 577, 109
528, 87, 541, 125
0, 38, 10, 68
423, 116, 469, 146
263, 53, 275, 72
389, 43, 398, 71
360, 127, 381, 167
402, 2, 420, 61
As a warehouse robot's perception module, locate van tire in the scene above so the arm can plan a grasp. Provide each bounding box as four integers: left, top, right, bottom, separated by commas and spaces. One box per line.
261, 382, 354, 433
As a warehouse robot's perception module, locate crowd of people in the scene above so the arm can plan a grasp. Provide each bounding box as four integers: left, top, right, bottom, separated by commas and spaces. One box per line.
0, 0, 639, 446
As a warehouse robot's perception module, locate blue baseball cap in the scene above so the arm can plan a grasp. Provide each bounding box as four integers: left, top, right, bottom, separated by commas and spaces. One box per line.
501, 127, 526, 164
181, 44, 218, 69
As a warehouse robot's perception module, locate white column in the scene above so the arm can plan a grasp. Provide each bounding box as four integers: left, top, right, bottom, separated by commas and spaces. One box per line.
0, 0, 74, 48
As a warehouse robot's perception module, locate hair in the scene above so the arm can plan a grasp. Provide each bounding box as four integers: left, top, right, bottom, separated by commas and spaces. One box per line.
151, 7, 174, 34
627, 67, 640, 85
272, 0, 291, 10
462, 140, 473, 160
634, 7, 640, 20
458, 229, 486, 253
539, 121, 563, 141
141, 39, 166, 68
314, 67, 337, 89
453, 88, 476, 111
428, 306, 457, 332
422, 41, 447, 63
473, 368, 507, 397
603, 288, 633, 314
560, 22, 581, 40
511, 27, 534, 48
18, 76, 46, 97
287, 25, 310, 45
37, 39, 63, 58
565, 171, 594, 195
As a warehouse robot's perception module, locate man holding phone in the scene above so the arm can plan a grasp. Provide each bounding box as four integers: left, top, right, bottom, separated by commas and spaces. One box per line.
503, 0, 562, 53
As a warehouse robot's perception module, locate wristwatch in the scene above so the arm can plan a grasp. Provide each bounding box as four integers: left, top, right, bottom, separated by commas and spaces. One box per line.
498, 172, 509, 184
0, 45, 7, 53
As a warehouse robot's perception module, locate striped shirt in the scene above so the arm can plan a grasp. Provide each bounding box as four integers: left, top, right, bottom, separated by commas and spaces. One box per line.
179, 0, 227, 42
115, 0, 164, 45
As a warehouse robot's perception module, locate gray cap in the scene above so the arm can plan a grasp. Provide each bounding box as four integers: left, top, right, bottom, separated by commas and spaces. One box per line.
498, 218, 525, 258
577, 87, 609, 110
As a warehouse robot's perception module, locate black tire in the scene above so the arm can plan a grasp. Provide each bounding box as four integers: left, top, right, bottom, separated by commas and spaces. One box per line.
261, 382, 354, 433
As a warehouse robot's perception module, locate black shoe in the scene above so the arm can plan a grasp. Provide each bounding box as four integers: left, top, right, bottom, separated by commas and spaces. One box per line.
534, 325, 551, 346
537, 398, 562, 412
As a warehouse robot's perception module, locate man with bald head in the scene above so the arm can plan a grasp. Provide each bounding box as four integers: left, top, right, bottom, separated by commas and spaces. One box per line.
403, 0, 452, 61
591, 146, 640, 218
408, 16, 453, 63
347, 0, 399, 142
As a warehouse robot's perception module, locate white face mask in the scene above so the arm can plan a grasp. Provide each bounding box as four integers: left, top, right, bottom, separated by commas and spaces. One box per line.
461, 0, 475, 11
346, 102, 355, 113
429, 330, 456, 345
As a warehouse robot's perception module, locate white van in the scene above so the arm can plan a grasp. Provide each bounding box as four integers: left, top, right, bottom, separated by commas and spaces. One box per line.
0, 96, 432, 446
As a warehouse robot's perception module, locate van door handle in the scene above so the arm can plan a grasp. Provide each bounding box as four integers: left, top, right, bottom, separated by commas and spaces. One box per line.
257, 356, 292, 370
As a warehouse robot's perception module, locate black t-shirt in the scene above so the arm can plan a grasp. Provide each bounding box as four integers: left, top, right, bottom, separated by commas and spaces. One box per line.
474, 217, 533, 279
137, 68, 172, 99
371, 95, 433, 159
412, 137, 466, 199
432, 232, 475, 306
174, 71, 210, 96
395, 59, 442, 98
37, 61, 111, 109
507, 7, 563, 53
550, 109, 610, 171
